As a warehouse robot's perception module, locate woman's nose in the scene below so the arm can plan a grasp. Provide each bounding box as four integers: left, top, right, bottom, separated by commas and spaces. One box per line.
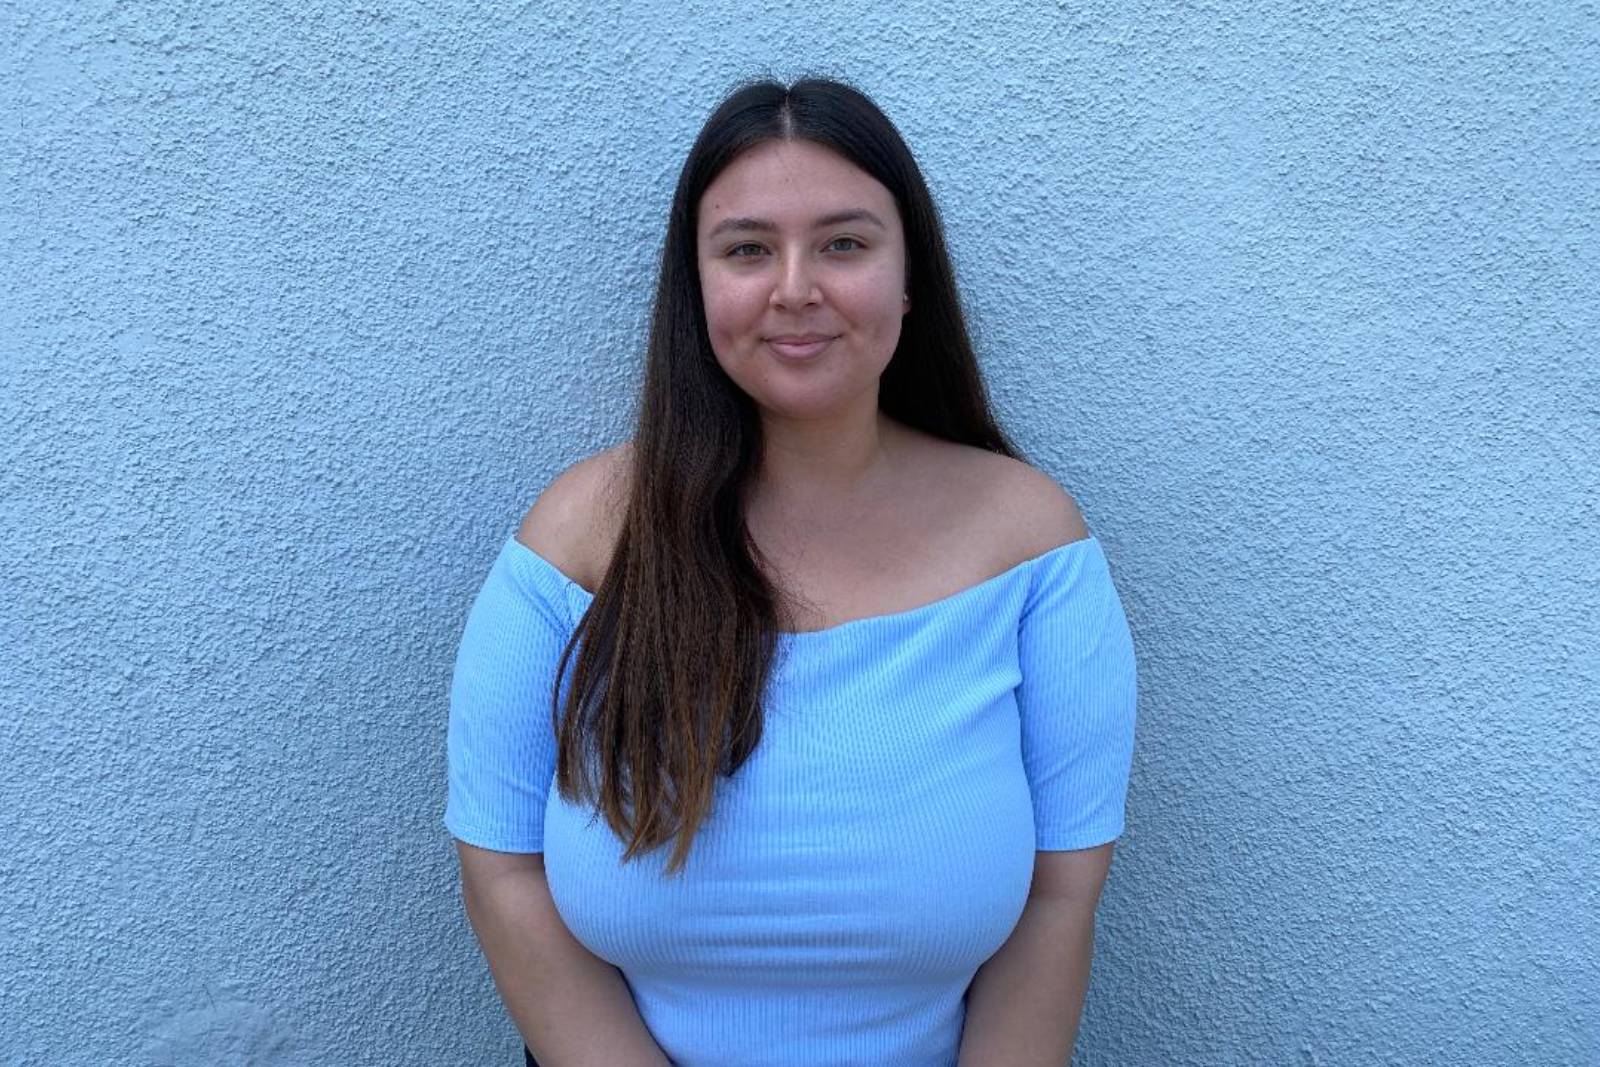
771, 253, 820, 307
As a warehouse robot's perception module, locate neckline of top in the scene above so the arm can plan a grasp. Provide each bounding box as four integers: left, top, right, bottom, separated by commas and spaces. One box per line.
503, 534, 1100, 640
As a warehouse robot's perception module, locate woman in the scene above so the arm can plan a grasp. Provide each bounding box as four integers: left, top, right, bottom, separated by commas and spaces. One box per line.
445, 76, 1138, 1067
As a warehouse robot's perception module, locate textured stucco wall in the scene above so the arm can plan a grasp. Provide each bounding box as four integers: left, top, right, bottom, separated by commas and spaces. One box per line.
3, 1, 1596, 1064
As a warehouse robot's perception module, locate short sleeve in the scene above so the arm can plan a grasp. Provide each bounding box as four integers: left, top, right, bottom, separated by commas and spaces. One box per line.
1015, 538, 1139, 851
443, 537, 581, 853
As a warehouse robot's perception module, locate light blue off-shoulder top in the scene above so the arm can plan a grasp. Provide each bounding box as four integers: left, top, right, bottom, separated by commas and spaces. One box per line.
445, 530, 1138, 1067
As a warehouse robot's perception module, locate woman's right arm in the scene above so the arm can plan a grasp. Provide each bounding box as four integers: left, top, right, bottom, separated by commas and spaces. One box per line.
450, 449, 661, 1063
457, 841, 673, 1067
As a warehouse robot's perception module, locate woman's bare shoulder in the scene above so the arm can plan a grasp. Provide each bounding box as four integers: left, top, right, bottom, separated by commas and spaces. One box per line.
959, 447, 1091, 559
514, 441, 633, 591
892, 423, 1089, 569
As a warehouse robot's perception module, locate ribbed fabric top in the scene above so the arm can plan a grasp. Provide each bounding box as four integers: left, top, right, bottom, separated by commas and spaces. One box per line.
445, 530, 1138, 1067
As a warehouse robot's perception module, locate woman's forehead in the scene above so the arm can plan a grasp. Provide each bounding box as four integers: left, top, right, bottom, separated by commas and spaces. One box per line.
699, 141, 896, 230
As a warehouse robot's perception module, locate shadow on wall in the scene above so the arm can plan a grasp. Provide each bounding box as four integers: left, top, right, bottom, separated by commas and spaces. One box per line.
142, 983, 322, 1066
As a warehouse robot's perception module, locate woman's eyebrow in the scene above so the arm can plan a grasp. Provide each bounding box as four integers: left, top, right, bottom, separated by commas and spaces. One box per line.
706, 209, 888, 238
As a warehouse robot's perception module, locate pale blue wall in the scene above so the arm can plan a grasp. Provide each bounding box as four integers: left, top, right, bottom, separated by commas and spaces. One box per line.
3, 2, 1595, 1064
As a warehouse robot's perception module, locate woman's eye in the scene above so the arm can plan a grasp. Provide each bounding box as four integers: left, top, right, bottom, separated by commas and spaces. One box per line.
724, 238, 861, 258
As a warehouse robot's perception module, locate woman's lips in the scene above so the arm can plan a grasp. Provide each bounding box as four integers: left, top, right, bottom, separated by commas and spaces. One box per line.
766, 336, 835, 360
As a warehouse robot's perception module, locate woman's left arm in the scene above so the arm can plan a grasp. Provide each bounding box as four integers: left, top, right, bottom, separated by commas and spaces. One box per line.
956, 844, 1115, 1067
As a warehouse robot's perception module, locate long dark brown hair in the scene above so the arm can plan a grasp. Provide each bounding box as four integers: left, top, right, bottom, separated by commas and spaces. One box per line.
550, 76, 1023, 875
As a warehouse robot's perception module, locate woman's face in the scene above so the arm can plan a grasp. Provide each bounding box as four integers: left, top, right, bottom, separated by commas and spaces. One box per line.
695, 138, 909, 421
